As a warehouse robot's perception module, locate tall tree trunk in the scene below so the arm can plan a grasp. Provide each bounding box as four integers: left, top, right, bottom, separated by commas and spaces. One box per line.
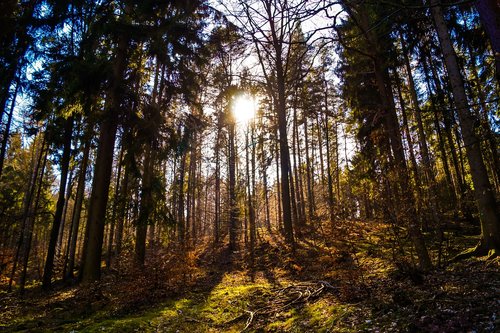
292, 104, 306, 231
214, 114, 222, 244
19, 140, 48, 292
274, 122, 283, 233
56, 169, 74, 258
0, 79, 19, 179
269, 30, 294, 245
229, 118, 238, 251
177, 152, 186, 245
136, 144, 152, 265
431, 0, 500, 257
324, 114, 336, 224
303, 117, 316, 220
107, 146, 124, 268
64, 136, 91, 280
245, 127, 256, 268
42, 116, 74, 289
80, 36, 128, 283
260, 135, 272, 232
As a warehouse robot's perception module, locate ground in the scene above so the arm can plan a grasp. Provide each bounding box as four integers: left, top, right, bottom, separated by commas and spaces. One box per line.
1, 220, 499, 332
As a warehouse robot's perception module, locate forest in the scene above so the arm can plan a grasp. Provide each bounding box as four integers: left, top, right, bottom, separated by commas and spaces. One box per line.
0, 0, 499, 332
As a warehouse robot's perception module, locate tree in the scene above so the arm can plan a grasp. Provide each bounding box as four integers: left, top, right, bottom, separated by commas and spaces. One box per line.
227, 0, 323, 246
430, 0, 500, 259
336, 1, 432, 269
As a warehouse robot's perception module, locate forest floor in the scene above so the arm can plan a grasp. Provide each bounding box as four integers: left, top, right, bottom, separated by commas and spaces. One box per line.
1, 220, 499, 332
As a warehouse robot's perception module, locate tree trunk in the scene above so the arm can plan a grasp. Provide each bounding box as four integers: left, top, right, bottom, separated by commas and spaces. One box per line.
324, 113, 336, 225
80, 36, 128, 283
229, 118, 238, 251
42, 116, 74, 289
136, 144, 152, 265
177, 152, 186, 245
0, 79, 19, 179
245, 127, 256, 268
106, 147, 124, 269
303, 117, 316, 220
260, 136, 272, 232
214, 114, 222, 243
19, 141, 48, 292
64, 136, 91, 280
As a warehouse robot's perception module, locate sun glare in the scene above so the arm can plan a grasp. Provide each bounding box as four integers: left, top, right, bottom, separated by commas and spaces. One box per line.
232, 94, 256, 124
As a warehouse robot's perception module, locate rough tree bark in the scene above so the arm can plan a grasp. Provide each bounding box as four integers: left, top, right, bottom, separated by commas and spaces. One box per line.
80, 36, 129, 283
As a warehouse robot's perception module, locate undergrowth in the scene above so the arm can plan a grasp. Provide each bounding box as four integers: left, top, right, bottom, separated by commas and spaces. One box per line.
0, 220, 498, 332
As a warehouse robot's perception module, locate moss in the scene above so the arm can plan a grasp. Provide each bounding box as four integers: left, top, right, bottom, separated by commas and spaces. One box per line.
68, 276, 274, 333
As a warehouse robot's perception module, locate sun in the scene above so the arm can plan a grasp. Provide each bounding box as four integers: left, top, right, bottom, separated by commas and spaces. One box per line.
232, 94, 256, 124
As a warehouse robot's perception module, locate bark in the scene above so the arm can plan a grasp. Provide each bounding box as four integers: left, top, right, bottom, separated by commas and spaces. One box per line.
303, 117, 316, 220
42, 116, 74, 289
106, 147, 124, 268
0, 79, 19, 179
275, 134, 282, 234
115, 160, 129, 256
135, 144, 152, 265
265, 3, 294, 246
64, 136, 91, 280
316, 117, 326, 190
56, 169, 74, 258
19, 141, 48, 292
214, 114, 222, 243
245, 128, 256, 268
80, 36, 128, 283
260, 135, 272, 232
80, 112, 119, 283
229, 119, 238, 250
177, 152, 186, 245
324, 113, 336, 224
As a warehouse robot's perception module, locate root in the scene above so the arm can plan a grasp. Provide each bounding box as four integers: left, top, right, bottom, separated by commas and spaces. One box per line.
486, 249, 498, 260
234, 281, 338, 331
450, 239, 497, 263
